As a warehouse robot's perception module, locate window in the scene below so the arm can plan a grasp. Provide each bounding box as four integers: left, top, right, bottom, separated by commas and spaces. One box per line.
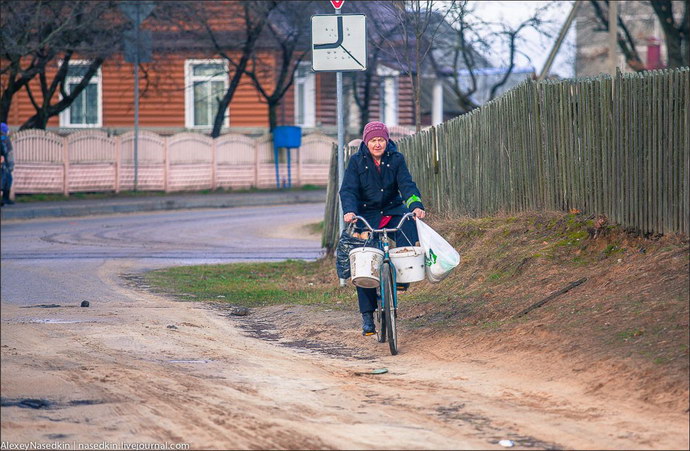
185, 60, 228, 129
377, 65, 399, 126
59, 61, 102, 128
379, 77, 398, 126
294, 63, 315, 127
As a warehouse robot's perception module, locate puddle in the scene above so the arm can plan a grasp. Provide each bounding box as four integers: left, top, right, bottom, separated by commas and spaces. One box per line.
435, 403, 563, 449
282, 339, 372, 360
0, 398, 105, 410
232, 315, 375, 360
28, 319, 94, 324
167, 359, 213, 364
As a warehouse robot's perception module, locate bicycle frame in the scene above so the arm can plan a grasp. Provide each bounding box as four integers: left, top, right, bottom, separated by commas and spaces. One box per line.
352, 212, 415, 311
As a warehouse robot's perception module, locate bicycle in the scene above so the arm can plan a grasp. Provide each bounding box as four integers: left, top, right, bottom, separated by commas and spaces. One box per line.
352, 212, 416, 355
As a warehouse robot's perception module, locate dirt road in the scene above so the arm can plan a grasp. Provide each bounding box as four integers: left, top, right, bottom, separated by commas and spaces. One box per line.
2, 212, 688, 449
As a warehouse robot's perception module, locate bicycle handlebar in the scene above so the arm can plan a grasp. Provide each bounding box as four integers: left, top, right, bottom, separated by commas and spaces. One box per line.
352, 212, 415, 234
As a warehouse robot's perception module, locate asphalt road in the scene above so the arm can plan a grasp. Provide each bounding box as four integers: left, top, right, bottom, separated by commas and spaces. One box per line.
0, 203, 326, 306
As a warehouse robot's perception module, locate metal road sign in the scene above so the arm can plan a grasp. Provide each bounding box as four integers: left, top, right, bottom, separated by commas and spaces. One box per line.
330, 0, 345, 9
118, 1, 155, 27
311, 14, 367, 72
123, 29, 152, 63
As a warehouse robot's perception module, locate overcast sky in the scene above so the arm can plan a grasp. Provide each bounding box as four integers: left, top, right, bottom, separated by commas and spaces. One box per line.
450, 0, 577, 78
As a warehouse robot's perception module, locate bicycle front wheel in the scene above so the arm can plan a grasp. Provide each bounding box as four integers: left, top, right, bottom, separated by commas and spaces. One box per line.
375, 289, 386, 343
382, 263, 398, 355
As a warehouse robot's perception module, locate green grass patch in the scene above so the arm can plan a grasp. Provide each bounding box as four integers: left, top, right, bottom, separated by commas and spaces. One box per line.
603, 243, 625, 257
616, 328, 646, 341
145, 259, 353, 308
16, 191, 170, 203
306, 221, 324, 235
16, 185, 325, 203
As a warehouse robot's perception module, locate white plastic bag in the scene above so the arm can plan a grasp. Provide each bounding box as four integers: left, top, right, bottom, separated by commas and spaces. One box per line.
416, 219, 460, 283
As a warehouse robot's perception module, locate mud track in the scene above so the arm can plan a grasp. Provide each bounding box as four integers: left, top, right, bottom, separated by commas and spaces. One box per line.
2, 262, 687, 450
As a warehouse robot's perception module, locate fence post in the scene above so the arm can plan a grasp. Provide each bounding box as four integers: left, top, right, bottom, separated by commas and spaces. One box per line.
164, 136, 170, 193
211, 137, 217, 190
115, 135, 121, 193
254, 138, 260, 188
297, 142, 303, 187
62, 135, 70, 197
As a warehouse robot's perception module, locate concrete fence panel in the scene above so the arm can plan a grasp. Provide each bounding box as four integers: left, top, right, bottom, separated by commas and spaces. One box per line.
167, 133, 213, 192
301, 133, 337, 186
11, 130, 334, 196
215, 134, 257, 189
119, 131, 165, 191
66, 131, 118, 192
12, 130, 65, 193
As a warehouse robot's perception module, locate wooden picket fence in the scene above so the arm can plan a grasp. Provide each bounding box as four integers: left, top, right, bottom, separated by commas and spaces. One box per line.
323, 68, 689, 251
11, 130, 336, 195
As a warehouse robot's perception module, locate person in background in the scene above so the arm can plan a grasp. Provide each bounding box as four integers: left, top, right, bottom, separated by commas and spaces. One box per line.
1, 122, 14, 206
339, 121, 426, 336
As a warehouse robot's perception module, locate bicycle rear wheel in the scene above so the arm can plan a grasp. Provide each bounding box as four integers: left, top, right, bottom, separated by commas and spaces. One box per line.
382, 263, 398, 355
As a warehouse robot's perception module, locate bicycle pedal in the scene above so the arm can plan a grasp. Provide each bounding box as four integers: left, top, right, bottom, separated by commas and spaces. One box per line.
396, 284, 409, 292
363, 332, 375, 336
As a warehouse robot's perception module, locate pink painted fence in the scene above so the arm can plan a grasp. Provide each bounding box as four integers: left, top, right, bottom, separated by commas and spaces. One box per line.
12, 130, 336, 194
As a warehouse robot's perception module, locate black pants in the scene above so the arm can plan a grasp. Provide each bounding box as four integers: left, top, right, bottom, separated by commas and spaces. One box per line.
1, 167, 11, 200
357, 215, 419, 313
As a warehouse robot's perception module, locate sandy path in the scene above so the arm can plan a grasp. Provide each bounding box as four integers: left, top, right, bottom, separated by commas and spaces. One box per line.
1, 259, 486, 449
2, 258, 688, 450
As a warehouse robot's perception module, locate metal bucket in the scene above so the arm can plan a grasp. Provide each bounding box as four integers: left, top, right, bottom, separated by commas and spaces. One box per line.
349, 247, 384, 288
389, 246, 425, 283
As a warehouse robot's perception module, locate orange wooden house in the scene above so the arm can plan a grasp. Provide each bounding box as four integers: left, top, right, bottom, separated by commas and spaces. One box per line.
4, 1, 417, 137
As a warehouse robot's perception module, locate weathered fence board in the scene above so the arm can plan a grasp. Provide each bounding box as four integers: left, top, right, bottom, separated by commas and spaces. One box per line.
395, 69, 690, 236
332, 68, 689, 239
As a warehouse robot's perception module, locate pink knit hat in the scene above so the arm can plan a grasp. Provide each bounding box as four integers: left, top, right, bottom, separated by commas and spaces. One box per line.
362, 121, 389, 144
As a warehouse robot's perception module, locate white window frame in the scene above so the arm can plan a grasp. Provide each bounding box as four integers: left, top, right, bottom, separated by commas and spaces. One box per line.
59, 60, 103, 128
293, 62, 315, 127
184, 59, 229, 129
377, 66, 399, 126
379, 77, 398, 126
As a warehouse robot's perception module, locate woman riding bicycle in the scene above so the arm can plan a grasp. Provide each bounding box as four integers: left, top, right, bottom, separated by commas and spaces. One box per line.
339, 121, 426, 336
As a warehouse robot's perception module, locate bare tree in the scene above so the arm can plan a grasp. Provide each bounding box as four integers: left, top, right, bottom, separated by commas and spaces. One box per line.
588, 0, 689, 71
380, 0, 456, 132
163, 1, 277, 138
345, 1, 402, 134
0, 1, 127, 129
650, 0, 689, 68
242, 1, 314, 131
441, 1, 551, 113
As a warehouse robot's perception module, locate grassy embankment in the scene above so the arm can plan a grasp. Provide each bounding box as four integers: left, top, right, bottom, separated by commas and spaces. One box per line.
145, 211, 689, 375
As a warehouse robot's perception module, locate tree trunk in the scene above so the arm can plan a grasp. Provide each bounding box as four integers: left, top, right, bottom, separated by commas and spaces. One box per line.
21, 109, 50, 130
209, 3, 273, 138
359, 71, 372, 134
415, 70, 422, 133
1, 85, 15, 124
650, 0, 688, 68
268, 100, 279, 131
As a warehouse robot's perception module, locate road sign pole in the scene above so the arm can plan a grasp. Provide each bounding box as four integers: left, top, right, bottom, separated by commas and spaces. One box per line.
119, 1, 154, 192
133, 5, 140, 191
335, 7, 346, 287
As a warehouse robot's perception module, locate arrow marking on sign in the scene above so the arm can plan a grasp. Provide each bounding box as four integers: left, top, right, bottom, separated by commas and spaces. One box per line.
339, 44, 364, 68
314, 16, 343, 49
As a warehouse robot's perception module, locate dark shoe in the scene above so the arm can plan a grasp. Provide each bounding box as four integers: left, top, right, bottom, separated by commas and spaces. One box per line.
3, 199, 14, 205
361, 312, 375, 336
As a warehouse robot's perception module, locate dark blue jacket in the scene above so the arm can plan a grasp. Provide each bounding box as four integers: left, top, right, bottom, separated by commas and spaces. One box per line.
339, 140, 424, 222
